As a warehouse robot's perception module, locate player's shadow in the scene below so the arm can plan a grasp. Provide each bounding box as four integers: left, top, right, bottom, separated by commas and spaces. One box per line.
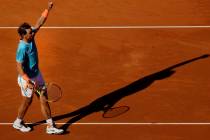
31, 54, 209, 133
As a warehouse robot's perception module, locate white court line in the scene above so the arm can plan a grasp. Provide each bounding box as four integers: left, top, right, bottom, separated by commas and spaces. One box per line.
1, 26, 210, 29
1, 123, 210, 125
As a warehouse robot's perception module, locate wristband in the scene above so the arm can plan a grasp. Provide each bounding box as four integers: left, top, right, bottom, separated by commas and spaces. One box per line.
41, 9, 49, 18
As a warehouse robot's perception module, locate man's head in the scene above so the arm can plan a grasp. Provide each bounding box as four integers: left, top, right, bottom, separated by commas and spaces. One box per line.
17, 22, 33, 42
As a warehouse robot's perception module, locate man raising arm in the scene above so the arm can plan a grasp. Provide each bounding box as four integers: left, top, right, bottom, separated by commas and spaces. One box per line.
13, 2, 64, 134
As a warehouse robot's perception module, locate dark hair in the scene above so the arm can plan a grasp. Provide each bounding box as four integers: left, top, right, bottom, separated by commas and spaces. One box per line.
17, 22, 31, 39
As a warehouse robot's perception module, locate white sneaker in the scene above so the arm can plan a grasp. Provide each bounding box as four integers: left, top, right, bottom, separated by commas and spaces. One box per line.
13, 121, 31, 132
46, 126, 64, 134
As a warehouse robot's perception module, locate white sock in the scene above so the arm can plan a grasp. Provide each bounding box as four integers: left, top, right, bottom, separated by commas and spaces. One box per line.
46, 118, 54, 127
15, 118, 22, 124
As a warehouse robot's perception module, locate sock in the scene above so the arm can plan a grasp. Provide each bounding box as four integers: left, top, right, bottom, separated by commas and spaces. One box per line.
46, 118, 54, 127
15, 118, 22, 124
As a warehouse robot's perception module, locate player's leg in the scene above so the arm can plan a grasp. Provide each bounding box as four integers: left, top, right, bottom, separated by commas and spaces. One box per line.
13, 76, 33, 132
36, 72, 64, 134
17, 96, 32, 119
39, 91, 52, 121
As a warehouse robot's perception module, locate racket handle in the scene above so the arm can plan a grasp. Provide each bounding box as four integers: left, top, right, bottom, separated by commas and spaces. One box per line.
35, 89, 42, 96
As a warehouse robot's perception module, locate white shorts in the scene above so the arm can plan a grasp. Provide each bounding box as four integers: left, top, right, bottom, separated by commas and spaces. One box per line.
17, 72, 45, 98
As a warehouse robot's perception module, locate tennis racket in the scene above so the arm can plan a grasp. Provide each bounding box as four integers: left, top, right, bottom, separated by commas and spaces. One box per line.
35, 82, 62, 102
102, 106, 130, 118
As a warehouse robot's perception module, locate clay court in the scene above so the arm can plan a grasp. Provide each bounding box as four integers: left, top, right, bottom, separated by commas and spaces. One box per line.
0, 0, 210, 139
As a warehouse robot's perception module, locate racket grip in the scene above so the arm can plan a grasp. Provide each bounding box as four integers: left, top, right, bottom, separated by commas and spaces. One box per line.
35, 89, 42, 96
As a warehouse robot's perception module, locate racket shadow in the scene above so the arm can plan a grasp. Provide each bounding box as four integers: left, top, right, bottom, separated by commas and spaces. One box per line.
30, 54, 209, 133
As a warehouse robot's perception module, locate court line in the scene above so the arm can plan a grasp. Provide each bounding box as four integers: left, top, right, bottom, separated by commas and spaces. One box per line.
1, 26, 210, 29
1, 123, 210, 125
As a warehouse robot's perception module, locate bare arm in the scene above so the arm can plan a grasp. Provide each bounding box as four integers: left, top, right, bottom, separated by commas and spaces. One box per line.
17, 62, 33, 88
34, 1, 53, 32
17, 62, 27, 79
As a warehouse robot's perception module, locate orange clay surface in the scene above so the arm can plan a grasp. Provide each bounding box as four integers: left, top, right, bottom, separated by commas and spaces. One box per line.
0, 0, 210, 139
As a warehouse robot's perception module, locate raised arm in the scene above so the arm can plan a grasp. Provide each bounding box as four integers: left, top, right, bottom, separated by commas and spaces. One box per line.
34, 1, 53, 32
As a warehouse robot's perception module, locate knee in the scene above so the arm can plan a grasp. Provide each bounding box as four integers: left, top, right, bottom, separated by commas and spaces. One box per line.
40, 95, 47, 104
23, 97, 33, 106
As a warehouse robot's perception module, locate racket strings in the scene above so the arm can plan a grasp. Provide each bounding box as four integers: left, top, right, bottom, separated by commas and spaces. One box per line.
46, 83, 62, 102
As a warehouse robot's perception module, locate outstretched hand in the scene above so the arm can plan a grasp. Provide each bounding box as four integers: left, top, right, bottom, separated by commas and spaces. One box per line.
48, 1, 53, 10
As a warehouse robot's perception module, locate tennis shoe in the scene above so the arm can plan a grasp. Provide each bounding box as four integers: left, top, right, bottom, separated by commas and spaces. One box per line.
46, 126, 64, 134
13, 121, 31, 132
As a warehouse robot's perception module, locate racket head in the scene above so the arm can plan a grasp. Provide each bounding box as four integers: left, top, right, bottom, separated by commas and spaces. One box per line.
45, 82, 62, 102
102, 106, 130, 118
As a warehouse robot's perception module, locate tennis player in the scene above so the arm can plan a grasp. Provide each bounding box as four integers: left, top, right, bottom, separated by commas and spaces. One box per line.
13, 1, 64, 134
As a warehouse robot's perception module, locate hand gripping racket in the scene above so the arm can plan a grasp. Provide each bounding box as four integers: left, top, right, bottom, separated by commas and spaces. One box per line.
35, 82, 62, 102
